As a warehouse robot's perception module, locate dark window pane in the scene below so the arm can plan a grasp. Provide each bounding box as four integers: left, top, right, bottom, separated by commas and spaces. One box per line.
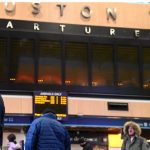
143, 48, 150, 89
38, 41, 61, 84
0, 38, 7, 81
10, 39, 34, 83
92, 44, 113, 86
65, 42, 88, 86
117, 46, 139, 87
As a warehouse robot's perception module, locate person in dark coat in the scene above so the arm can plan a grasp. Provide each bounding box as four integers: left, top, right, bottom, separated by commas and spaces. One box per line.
25, 109, 71, 150
79, 137, 95, 150
0, 95, 5, 150
121, 121, 150, 150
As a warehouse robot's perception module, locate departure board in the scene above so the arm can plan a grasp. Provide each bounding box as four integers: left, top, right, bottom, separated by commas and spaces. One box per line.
34, 91, 68, 118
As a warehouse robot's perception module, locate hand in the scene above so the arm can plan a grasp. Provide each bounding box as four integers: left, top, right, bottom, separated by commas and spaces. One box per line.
19, 140, 23, 146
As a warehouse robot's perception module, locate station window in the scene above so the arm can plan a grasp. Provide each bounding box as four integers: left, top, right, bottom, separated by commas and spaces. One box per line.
91, 44, 113, 86
117, 46, 139, 87
143, 48, 150, 89
9, 39, 34, 83
38, 40, 61, 84
65, 42, 88, 86
0, 38, 7, 81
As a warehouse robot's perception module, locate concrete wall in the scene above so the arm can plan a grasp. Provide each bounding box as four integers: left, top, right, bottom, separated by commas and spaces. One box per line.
2, 95, 150, 118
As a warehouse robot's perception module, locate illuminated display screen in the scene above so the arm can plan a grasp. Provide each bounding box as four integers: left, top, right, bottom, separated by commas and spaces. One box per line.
34, 91, 68, 118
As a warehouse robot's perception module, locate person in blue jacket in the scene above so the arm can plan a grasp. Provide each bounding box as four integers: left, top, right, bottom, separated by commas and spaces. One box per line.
25, 109, 71, 150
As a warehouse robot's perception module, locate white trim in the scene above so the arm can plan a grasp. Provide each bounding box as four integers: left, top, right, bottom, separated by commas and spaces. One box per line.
69, 97, 150, 103
1, 95, 32, 98
2, 95, 150, 103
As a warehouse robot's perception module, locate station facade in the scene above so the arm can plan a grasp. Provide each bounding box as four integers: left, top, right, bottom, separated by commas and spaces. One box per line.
1, 2, 150, 150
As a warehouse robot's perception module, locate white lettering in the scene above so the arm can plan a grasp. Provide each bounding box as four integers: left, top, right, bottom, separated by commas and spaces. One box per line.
60, 24, 66, 32
34, 23, 40, 30
6, 21, 13, 29
85, 27, 91, 34
135, 30, 140, 37
110, 28, 115, 36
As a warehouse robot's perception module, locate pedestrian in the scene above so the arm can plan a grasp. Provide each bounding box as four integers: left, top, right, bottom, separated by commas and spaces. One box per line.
79, 137, 92, 150
25, 109, 71, 150
0, 95, 5, 150
121, 121, 150, 150
7, 133, 22, 150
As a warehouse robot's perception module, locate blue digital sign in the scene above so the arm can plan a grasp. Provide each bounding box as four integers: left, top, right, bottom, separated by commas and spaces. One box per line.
4, 115, 33, 126
4, 115, 150, 129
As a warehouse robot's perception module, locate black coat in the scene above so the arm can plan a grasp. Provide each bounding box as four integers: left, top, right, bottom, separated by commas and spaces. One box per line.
81, 142, 94, 150
0, 95, 5, 147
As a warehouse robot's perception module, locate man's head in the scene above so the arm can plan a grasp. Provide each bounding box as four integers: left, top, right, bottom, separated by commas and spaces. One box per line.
79, 137, 86, 147
123, 121, 141, 137
42, 108, 56, 115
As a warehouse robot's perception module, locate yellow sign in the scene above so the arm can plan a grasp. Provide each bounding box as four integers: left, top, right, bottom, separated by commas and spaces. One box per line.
34, 91, 68, 118
108, 134, 123, 148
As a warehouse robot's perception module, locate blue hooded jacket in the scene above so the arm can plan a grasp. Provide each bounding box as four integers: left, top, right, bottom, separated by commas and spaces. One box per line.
25, 113, 71, 150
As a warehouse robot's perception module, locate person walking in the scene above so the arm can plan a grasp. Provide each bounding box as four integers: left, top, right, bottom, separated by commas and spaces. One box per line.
7, 133, 22, 150
79, 137, 93, 150
121, 121, 150, 150
79, 137, 100, 150
25, 109, 71, 150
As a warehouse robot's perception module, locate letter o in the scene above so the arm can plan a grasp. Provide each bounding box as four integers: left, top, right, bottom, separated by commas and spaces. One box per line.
81, 6, 92, 19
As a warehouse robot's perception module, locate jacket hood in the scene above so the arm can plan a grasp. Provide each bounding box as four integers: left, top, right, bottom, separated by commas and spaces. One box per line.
123, 121, 141, 136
